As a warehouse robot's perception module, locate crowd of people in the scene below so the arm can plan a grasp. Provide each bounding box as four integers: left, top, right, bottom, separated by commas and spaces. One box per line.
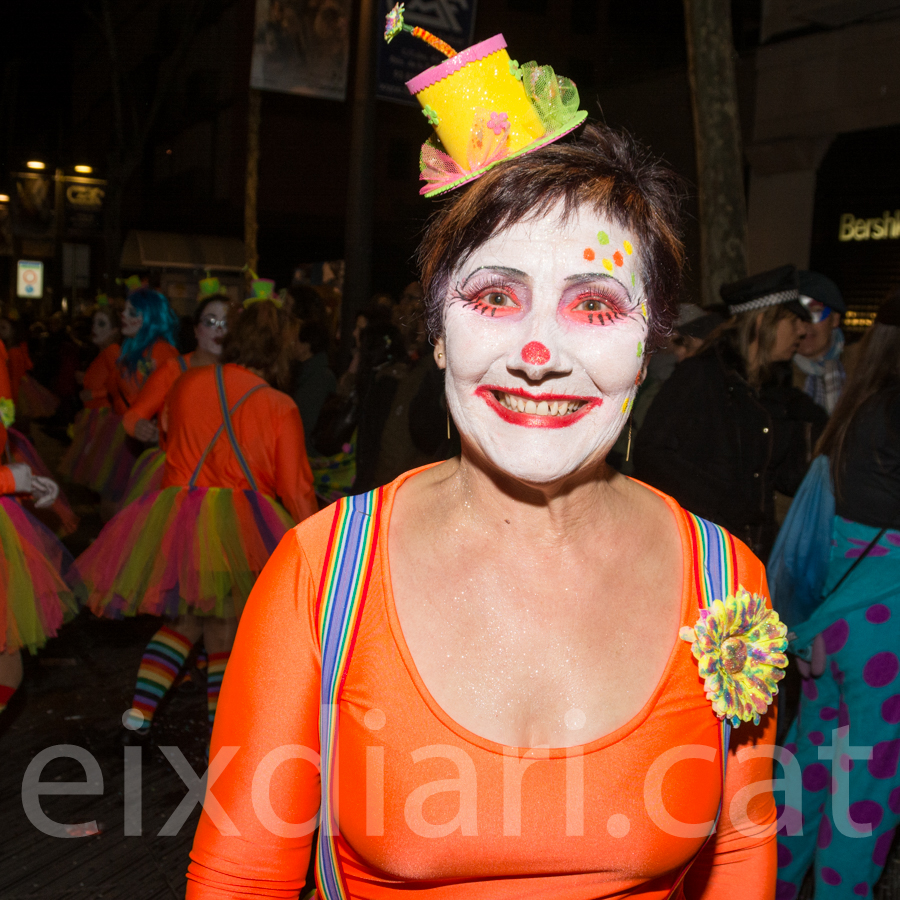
0, 129, 896, 898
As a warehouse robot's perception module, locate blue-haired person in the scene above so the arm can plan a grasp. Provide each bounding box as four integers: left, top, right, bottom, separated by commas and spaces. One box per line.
81, 288, 180, 507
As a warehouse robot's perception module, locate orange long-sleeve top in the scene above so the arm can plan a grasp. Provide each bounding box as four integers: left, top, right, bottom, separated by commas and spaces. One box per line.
162, 363, 317, 525
0, 341, 17, 494
82, 343, 120, 409
187, 469, 778, 900
7, 343, 33, 404
108, 339, 180, 415
122, 352, 192, 443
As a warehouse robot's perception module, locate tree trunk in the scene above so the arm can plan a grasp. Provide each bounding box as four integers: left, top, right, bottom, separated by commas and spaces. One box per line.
684, 0, 748, 305
245, 88, 261, 283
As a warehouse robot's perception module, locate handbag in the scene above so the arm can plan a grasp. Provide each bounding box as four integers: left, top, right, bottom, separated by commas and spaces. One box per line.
767, 455, 834, 630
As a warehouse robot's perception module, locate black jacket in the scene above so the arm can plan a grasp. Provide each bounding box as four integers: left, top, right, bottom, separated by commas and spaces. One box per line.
633, 345, 827, 559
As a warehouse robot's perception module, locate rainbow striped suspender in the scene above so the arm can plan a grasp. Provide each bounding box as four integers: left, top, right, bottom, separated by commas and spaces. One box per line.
314, 500, 733, 900
316, 488, 384, 900
667, 512, 738, 897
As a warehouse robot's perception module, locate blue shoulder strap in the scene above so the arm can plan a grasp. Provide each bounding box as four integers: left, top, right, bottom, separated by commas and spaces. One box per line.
316, 489, 383, 900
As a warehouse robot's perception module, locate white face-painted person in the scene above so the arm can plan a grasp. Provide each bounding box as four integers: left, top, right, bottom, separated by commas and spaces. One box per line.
438, 208, 647, 484
189, 124, 783, 899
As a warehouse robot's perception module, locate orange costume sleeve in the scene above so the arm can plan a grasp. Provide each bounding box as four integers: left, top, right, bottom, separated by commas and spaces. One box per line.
110, 340, 179, 414
188, 472, 777, 900
122, 355, 188, 439
0, 467, 16, 495
82, 344, 120, 409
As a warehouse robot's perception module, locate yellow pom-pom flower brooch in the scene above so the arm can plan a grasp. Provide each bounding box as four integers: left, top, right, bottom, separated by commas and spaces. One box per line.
679, 588, 788, 727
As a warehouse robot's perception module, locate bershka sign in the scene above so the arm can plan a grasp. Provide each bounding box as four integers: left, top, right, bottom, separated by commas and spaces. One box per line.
838, 211, 900, 241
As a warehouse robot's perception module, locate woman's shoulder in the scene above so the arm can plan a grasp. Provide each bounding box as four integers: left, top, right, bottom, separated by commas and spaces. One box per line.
637, 479, 768, 594
285, 501, 352, 593
150, 340, 179, 363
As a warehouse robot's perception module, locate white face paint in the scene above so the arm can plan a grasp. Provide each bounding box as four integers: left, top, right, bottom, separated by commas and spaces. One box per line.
437, 205, 648, 484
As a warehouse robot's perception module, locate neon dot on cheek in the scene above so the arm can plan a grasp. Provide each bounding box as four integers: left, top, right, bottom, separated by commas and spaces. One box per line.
602, 259, 613, 272
613, 251, 624, 267
597, 231, 610, 245
521, 341, 551, 365
624, 240, 633, 255
583, 248, 595, 261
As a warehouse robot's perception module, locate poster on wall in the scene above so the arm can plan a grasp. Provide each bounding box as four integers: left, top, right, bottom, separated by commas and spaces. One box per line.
13, 174, 55, 239
250, 0, 351, 101
377, 0, 477, 104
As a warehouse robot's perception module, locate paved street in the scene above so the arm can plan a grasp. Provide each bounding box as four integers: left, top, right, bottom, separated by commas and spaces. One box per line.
0, 611, 208, 900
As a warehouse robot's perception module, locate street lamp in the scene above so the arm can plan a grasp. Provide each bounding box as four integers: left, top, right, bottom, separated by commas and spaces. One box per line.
0, 195, 8, 203
26, 160, 46, 170
74, 165, 93, 174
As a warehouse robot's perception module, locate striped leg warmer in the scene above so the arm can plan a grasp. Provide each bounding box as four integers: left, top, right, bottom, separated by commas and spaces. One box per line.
124, 626, 194, 733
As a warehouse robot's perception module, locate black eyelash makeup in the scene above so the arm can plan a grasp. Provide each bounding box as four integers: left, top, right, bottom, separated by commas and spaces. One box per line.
450, 274, 521, 317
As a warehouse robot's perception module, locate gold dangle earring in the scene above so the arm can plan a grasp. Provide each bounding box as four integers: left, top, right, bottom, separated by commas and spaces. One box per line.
446, 406, 451, 441
625, 416, 633, 463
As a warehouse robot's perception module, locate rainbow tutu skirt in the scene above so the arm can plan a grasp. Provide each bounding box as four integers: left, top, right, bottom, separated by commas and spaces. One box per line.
119, 447, 166, 510
59, 407, 110, 482
0, 497, 81, 654
74, 486, 294, 620
68, 414, 139, 502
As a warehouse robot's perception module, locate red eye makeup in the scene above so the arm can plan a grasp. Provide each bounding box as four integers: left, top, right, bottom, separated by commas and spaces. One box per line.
455, 274, 522, 318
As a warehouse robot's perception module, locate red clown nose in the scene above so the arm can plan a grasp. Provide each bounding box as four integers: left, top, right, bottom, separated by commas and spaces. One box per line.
521, 341, 551, 366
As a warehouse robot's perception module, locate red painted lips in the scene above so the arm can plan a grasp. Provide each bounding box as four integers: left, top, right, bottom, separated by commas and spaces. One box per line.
475, 386, 601, 428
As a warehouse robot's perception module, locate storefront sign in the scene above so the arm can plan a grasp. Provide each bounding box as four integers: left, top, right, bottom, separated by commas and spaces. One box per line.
64, 177, 106, 233
16, 260, 44, 299
838, 211, 900, 241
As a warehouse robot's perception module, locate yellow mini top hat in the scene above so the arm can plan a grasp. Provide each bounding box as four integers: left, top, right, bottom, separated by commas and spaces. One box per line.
117, 274, 142, 292
385, 3, 587, 197
199, 272, 222, 298
242, 271, 282, 309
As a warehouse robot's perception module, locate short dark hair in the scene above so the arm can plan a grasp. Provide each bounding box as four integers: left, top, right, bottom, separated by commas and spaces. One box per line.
193, 293, 231, 327
221, 301, 298, 389
418, 123, 686, 351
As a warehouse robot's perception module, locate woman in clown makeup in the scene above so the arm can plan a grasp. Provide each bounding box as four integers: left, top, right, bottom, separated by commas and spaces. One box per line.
188, 125, 783, 899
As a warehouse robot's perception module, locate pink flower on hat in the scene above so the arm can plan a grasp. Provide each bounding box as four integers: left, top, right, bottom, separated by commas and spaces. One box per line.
487, 112, 509, 135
